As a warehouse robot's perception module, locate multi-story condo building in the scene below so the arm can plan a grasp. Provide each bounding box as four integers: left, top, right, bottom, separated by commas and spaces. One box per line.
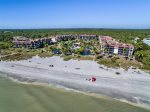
77, 34, 97, 40
13, 36, 53, 48
143, 38, 150, 46
56, 35, 75, 41
99, 36, 134, 57
13, 34, 97, 49
56, 34, 97, 41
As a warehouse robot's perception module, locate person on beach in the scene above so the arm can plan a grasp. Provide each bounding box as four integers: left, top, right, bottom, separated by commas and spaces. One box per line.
92, 77, 96, 82
86, 77, 96, 82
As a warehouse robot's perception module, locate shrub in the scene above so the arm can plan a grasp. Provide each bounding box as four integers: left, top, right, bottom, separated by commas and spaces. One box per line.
63, 56, 73, 61
0, 42, 11, 49
98, 58, 120, 68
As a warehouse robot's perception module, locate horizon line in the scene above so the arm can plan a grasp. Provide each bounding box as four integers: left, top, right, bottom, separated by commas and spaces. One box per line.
0, 28, 150, 30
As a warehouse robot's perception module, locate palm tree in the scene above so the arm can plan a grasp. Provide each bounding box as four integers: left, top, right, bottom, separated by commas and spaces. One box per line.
59, 41, 71, 55
92, 46, 99, 56
135, 51, 145, 61
48, 46, 55, 52
104, 47, 109, 53
123, 48, 127, 56
134, 41, 143, 51
67, 40, 73, 49
60, 42, 66, 54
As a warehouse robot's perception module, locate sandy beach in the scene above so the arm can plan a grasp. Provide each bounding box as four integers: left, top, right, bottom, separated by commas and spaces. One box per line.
0, 56, 150, 106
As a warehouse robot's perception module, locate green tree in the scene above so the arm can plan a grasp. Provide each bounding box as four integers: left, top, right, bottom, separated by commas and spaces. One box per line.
135, 51, 144, 61
123, 48, 127, 55
0, 42, 11, 49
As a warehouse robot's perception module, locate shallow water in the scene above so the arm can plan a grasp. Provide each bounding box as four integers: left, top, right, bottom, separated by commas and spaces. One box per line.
0, 75, 149, 112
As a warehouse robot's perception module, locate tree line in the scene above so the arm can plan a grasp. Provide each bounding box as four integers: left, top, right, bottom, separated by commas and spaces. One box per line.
0, 29, 150, 69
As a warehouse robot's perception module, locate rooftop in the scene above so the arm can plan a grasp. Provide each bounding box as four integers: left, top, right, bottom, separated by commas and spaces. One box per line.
99, 36, 134, 48
143, 38, 150, 46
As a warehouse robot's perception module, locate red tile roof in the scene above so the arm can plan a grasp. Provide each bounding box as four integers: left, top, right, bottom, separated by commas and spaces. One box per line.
100, 36, 134, 49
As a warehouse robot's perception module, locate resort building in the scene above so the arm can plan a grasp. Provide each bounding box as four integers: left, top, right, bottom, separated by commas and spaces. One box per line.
51, 38, 57, 43
99, 36, 134, 57
56, 35, 75, 41
77, 34, 97, 40
143, 38, 150, 46
13, 36, 31, 48
13, 36, 53, 48
56, 34, 97, 41
13, 34, 97, 49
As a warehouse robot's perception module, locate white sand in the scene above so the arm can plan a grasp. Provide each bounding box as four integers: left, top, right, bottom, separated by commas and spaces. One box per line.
0, 56, 150, 105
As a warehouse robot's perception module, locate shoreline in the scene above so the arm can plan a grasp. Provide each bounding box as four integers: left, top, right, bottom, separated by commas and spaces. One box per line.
0, 56, 150, 107
1, 74, 150, 110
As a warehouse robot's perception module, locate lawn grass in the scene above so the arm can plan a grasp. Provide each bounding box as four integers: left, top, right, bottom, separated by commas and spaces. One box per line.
0, 75, 149, 112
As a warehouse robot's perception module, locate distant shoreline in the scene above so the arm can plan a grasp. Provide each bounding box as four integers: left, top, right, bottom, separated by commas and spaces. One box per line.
1, 28, 150, 30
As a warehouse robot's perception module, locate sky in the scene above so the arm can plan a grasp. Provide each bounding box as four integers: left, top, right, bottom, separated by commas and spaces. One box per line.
0, 0, 150, 29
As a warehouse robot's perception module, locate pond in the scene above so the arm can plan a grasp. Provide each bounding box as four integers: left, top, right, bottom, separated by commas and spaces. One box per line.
52, 49, 61, 54
81, 49, 91, 55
